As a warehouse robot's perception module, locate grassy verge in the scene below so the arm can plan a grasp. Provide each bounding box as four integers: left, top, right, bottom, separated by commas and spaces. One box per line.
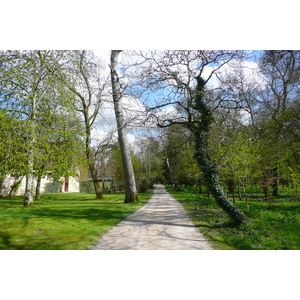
166, 186, 300, 250
0, 191, 153, 250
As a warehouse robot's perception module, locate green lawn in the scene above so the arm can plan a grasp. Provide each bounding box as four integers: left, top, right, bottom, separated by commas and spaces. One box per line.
166, 186, 300, 250
0, 191, 153, 250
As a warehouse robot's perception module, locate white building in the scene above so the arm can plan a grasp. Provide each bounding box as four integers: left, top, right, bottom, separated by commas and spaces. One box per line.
0, 172, 80, 197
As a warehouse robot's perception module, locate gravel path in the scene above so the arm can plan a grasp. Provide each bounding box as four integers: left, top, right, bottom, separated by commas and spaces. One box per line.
92, 184, 212, 250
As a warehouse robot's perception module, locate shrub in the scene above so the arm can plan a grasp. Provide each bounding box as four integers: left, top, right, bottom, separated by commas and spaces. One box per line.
44, 180, 63, 193
80, 180, 95, 193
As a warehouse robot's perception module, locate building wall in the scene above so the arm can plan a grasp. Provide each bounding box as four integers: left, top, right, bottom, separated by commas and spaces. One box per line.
0, 174, 80, 197
66, 176, 80, 193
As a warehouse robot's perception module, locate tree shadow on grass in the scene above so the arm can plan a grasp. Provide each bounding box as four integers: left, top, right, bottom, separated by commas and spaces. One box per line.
195, 220, 238, 230
17, 207, 135, 222
0, 232, 26, 250
0, 207, 135, 250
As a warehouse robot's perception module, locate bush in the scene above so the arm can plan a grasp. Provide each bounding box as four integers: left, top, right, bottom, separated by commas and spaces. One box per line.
80, 181, 95, 193
44, 180, 63, 193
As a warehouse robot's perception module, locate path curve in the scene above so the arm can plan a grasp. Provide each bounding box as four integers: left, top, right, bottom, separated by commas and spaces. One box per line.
92, 184, 212, 250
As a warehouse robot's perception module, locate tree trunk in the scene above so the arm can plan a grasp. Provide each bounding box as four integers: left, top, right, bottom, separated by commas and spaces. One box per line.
86, 139, 103, 199
88, 155, 103, 199
228, 179, 235, 203
24, 171, 34, 206
237, 180, 242, 200
0, 177, 4, 197
196, 178, 202, 194
110, 50, 138, 203
262, 185, 269, 199
24, 97, 36, 207
232, 187, 235, 203
35, 174, 42, 201
228, 179, 234, 193
193, 140, 247, 224
271, 167, 280, 196
35, 165, 46, 201
23, 94, 37, 207
192, 75, 247, 225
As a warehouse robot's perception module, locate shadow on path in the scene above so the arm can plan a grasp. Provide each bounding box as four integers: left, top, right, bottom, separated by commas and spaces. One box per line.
92, 184, 213, 250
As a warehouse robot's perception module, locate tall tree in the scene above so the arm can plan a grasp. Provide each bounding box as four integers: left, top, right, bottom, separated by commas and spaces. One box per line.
0, 50, 66, 206
125, 50, 247, 223
110, 50, 138, 203
56, 50, 107, 199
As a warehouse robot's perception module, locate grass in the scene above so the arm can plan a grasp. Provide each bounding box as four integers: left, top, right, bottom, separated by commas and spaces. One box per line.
166, 186, 300, 250
0, 191, 153, 250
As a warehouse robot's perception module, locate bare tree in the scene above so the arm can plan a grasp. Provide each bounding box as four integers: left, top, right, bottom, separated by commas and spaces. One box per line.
56, 50, 107, 199
124, 50, 247, 224
110, 50, 138, 203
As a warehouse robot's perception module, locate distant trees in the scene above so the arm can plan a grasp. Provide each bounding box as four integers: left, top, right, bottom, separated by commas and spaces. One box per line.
106, 139, 164, 193
258, 51, 300, 196
135, 136, 164, 190
215, 51, 300, 199
159, 125, 201, 190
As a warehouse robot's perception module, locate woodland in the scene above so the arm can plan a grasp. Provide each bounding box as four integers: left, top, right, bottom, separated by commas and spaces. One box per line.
0, 50, 299, 231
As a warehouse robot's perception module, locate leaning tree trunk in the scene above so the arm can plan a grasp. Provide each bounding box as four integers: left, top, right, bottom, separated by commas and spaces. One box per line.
192, 75, 247, 225
110, 50, 138, 203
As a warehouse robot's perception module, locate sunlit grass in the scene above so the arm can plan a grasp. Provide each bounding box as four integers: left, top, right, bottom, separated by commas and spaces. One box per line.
0, 191, 153, 250
166, 186, 300, 250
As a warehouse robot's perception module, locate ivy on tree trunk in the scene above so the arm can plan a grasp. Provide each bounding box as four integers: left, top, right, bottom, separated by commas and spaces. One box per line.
191, 75, 247, 225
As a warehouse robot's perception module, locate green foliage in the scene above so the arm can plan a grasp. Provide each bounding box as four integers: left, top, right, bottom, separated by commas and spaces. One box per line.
0, 111, 29, 177
79, 181, 95, 193
0, 51, 85, 203
108, 146, 125, 191
44, 180, 63, 194
162, 125, 202, 187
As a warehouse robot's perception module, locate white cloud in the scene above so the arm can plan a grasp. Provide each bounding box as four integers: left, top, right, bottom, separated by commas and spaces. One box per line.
203, 59, 266, 90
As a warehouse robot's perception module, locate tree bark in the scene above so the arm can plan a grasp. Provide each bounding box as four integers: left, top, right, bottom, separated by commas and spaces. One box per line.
35, 174, 42, 201
110, 50, 138, 203
228, 179, 236, 203
0, 177, 5, 197
24, 94, 37, 207
85, 126, 103, 199
237, 180, 242, 201
24, 153, 34, 206
271, 166, 280, 196
193, 134, 247, 224
192, 75, 247, 225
